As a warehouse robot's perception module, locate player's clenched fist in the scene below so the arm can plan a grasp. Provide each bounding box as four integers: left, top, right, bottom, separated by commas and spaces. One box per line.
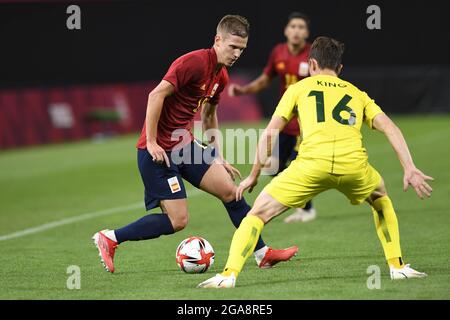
147, 141, 170, 167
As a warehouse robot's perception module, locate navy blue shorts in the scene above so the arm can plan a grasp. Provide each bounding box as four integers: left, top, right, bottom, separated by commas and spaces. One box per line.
273, 132, 298, 174
137, 140, 216, 210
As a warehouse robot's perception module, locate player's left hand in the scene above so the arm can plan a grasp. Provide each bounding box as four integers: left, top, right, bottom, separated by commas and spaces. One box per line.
403, 167, 434, 199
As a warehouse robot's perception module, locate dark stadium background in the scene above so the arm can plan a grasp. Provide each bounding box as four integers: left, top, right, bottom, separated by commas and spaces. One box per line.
0, 0, 449, 148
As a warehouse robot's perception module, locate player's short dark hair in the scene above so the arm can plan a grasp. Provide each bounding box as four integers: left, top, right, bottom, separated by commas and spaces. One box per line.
217, 15, 250, 38
309, 36, 345, 72
287, 12, 310, 30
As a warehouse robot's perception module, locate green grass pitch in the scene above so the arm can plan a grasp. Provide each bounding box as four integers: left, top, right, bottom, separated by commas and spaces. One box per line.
0, 115, 449, 299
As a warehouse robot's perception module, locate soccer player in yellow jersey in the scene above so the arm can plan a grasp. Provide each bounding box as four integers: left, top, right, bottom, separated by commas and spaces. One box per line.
198, 36, 433, 288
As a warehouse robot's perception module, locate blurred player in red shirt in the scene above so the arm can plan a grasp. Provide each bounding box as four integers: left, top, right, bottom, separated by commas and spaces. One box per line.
92, 15, 297, 274
228, 12, 317, 223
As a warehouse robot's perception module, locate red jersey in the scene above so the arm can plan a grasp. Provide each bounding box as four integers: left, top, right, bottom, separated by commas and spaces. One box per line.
136, 48, 228, 151
263, 42, 311, 136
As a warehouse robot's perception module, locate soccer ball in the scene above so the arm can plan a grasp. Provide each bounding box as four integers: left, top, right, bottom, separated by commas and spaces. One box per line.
176, 236, 215, 273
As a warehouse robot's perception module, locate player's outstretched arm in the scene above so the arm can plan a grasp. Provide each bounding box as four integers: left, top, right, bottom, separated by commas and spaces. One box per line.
145, 80, 174, 167
236, 115, 287, 200
228, 73, 272, 96
372, 113, 434, 199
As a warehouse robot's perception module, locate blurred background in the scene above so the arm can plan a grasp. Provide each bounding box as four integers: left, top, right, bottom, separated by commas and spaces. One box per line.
0, 0, 449, 148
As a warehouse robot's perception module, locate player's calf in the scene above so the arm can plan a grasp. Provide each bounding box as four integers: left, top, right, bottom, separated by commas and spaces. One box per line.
250, 191, 288, 224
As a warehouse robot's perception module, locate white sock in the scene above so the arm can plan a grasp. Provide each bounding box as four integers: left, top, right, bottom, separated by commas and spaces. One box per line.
253, 245, 269, 263
103, 229, 117, 242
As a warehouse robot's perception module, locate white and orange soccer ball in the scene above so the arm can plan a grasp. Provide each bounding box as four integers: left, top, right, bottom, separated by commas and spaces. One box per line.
176, 236, 215, 273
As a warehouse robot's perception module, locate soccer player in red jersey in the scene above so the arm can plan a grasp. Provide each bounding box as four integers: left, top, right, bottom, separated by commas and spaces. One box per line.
92, 15, 298, 273
228, 12, 317, 223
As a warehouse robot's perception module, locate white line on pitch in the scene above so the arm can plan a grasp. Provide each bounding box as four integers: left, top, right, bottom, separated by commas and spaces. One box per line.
0, 188, 204, 242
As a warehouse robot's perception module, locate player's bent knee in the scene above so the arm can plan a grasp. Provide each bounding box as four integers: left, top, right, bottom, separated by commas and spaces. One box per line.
366, 178, 387, 204
368, 178, 388, 203
219, 185, 237, 203
172, 216, 189, 232
168, 211, 189, 232
367, 190, 387, 204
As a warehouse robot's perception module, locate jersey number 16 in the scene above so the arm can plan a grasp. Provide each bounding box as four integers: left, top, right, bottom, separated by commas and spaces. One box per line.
308, 90, 356, 126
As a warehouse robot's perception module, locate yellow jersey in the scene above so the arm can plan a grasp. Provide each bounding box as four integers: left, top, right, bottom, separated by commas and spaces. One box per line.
273, 74, 384, 174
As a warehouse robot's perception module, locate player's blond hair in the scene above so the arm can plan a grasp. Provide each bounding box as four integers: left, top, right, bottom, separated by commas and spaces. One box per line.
217, 15, 250, 38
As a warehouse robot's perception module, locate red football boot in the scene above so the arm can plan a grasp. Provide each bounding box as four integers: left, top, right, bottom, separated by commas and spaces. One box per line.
92, 230, 118, 273
258, 246, 298, 269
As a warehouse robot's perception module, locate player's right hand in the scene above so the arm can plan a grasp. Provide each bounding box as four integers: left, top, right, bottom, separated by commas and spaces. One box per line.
228, 84, 245, 97
403, 167, 434, 199
236, 175, 258, 201
147, 141, 170, 167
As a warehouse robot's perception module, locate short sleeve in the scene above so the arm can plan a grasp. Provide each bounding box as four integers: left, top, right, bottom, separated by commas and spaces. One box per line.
362, 92, 384, 129
262, 47, 277, 79
273, 84, 299, 122
163, 55, 202, 92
